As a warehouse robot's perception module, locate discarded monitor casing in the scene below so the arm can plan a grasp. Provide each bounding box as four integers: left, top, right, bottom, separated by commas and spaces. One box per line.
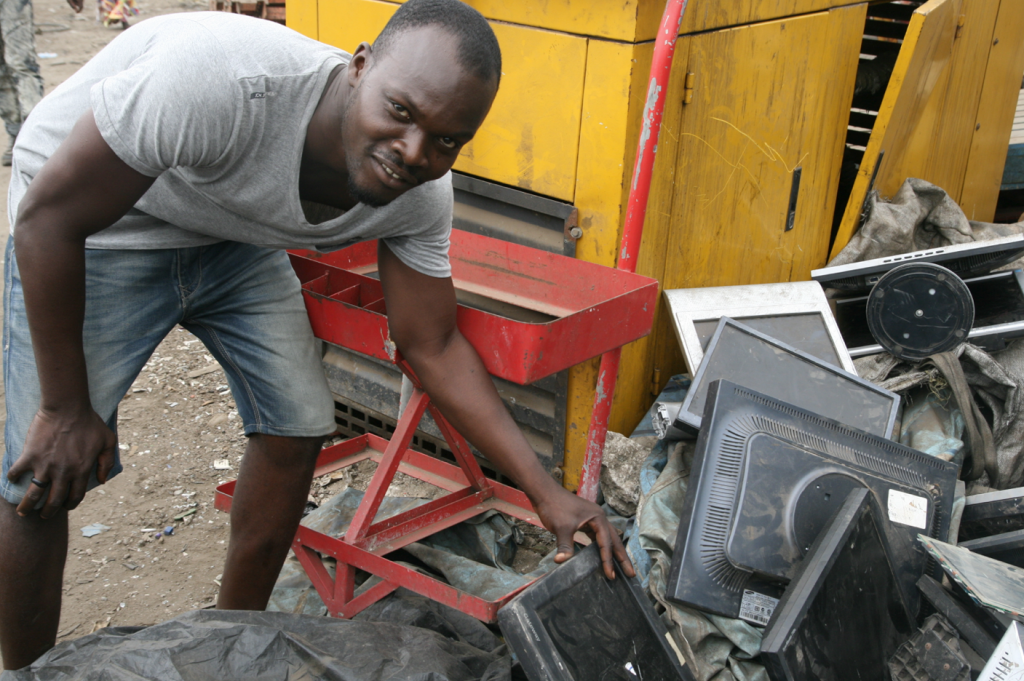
976, 621, 1024, 681
760, 488, 914, 681
672, 318, 900, 438
811, 234, 1024, 292
497, 544, 694, 681
959, 486, 1024, 541
663, 281, 855, 375
666, 380, 957, 620
961, 530, 1024, 569
835, 269, 1024, 357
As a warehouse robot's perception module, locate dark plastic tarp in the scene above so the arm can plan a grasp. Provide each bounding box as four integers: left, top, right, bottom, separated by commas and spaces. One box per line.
1, 607, 512, 681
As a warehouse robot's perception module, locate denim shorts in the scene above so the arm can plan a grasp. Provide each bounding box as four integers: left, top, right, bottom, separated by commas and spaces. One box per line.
1, 239, 336, 505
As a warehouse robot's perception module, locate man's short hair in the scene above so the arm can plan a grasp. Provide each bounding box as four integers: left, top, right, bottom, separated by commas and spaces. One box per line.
373, 0, 502, 87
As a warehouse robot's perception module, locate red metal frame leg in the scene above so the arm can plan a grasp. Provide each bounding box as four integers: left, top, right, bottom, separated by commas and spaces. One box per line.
345, 387, 430, 542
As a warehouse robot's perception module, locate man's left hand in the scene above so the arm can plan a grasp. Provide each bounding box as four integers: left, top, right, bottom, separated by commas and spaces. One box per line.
534, 485, 635, 580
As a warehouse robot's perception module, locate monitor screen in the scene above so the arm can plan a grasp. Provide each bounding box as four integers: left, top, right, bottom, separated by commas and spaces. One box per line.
677, 318, 899, 438
499, 545, 693, 681
692, 312, 840, 365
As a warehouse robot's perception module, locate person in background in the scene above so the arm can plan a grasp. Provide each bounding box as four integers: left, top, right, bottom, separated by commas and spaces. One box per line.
0, 0, 44, 166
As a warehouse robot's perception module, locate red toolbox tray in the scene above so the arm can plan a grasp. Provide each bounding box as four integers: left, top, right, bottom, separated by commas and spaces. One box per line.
289, 228, 659, 385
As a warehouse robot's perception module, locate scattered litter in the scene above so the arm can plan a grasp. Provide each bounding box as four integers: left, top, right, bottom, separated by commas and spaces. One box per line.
89, 616, 111, 634
163, 526, 174, 536
56, 622, 81, 639
213, 459, 231, 470
187, 365, 220, 378
139, 528, 158, 533
36, 52, 58, 59
173, 508, 197, 521
80, 523, 111, 538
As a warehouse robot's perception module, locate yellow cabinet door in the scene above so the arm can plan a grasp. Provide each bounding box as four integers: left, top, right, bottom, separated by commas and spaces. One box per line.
609, 4, 866, 435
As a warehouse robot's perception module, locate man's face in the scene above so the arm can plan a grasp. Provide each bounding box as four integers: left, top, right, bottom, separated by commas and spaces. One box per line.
341, 26, 497, 207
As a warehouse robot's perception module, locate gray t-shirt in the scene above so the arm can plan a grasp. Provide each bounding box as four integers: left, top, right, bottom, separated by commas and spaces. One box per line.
8, 13, 453, 278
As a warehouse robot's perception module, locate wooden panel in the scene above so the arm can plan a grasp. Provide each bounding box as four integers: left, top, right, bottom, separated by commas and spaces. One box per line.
286, 0, 318, 39
562, 39, 657, 489
451, 23, 587, 202
317, 0, 588, 202
831, 0, 957, 260
887, 0, 1000, 205
961, 0, 1024, 219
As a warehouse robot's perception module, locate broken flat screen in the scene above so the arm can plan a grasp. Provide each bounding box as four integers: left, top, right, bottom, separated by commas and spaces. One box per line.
920, 536, 1024, 623
666, 380, 957, 621
835, 269, 1024, 356
664, 281, 855, 375
760, 488, 914, 681
811, 234, 1024, 292
959, 486, 1024, 541
960, 530, 1024, 569
498, 544, 694, 681
673, 318, 899, 438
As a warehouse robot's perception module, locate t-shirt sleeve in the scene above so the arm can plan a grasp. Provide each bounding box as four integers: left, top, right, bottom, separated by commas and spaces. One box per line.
90, 26, 240, 178
382, 177, 454, 279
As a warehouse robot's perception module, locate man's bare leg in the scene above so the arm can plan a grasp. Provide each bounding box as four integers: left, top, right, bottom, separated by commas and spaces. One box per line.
0, 501, 67, 669
217, 433, 324, 610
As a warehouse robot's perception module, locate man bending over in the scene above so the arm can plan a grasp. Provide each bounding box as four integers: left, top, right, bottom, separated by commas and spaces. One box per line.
0, 0, 632, 668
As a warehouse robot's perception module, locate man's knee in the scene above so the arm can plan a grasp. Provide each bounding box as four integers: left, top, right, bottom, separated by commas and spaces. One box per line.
247, 433, 327, 465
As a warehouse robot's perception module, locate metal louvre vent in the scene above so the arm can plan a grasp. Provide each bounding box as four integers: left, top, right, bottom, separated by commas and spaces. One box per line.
331, 396, 511, 484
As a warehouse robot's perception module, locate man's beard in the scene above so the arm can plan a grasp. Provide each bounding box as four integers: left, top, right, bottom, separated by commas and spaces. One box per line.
346, 168, 393, 208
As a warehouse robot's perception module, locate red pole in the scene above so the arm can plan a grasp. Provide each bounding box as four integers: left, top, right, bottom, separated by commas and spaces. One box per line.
578, 0, 689, 502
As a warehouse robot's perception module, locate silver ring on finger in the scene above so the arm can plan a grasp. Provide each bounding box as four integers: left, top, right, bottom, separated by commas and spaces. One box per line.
31, 477, 51, 488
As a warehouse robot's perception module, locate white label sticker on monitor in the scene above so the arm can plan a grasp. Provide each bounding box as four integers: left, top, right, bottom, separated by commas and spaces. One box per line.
888, 490, 928, 529
739, 590, 779, 627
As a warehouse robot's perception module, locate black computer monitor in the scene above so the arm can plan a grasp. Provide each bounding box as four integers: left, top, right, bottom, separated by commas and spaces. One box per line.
960, 530, 1024, 569
760, 488, 914, 681
666, 380, 958, 620
959, 486, 1024, 541
498, 544, 695, 681
835, 269, 1024, 356
811, 234, 1024, 292
673, 318, 900, 438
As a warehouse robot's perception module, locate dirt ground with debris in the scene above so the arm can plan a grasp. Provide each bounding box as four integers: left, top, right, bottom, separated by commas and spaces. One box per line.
0, 4, 555, 668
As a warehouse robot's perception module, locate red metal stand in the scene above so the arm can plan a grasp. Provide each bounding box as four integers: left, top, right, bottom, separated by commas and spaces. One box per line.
216, 361, 546, 620
215, 229, 658, 622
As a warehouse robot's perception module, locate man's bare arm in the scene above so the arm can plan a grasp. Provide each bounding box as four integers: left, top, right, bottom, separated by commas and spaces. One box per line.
377, 240, 633, 579
9, 111, 156, 517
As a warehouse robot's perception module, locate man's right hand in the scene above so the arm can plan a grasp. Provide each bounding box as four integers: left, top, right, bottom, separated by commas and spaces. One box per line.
7, 407, 116, 518
8, 110, 155, 521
